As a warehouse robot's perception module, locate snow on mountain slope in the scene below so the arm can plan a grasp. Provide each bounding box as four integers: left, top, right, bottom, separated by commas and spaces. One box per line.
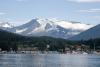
0, 22, 14, 30
0, 22, 13, 28
50, 19, 91, 30
7, 18, 93, 39
69, 24, 100, 40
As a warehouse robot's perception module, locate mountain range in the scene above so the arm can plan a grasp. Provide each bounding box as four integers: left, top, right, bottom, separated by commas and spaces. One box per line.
0, 18, 93, 39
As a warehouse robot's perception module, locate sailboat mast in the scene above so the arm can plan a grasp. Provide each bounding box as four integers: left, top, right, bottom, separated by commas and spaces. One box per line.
94, 42, 95, 51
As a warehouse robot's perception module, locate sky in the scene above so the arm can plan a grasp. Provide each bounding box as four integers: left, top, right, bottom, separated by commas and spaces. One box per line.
0, 0, 100, 25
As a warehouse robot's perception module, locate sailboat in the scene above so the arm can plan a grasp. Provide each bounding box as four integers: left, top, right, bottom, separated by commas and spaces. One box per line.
92, 42, 100, 54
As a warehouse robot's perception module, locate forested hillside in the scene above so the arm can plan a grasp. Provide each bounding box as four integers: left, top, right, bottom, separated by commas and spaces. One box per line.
0, 29, 74, 51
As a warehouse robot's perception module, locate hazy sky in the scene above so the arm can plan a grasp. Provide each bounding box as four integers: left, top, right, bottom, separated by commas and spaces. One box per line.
0, 0, 100, 25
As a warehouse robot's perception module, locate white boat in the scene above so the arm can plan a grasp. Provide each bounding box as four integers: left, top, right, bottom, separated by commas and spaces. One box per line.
82, 52, 88, 55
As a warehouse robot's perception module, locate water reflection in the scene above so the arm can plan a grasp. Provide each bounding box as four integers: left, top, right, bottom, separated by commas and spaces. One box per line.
0, 54, 100, 67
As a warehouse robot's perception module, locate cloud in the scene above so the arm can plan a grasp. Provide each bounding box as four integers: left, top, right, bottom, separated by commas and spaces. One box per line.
67, 0, 100, 3
8, 19, 29, 26
15, 0, 29, 2
92, 16, 100, 19
0, 12, 6, 15
78, 9, 100, 13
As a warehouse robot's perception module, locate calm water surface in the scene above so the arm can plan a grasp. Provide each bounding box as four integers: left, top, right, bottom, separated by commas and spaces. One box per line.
0, 54, 100, 67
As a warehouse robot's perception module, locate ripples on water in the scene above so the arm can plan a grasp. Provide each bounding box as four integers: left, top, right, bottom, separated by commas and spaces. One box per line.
0, 54, 100, 67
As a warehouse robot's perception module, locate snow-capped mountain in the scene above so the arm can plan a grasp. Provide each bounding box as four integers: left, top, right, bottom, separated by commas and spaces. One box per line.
0, 22, 14, 30
69, 24, 100, 40
7, 18, 93, 39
